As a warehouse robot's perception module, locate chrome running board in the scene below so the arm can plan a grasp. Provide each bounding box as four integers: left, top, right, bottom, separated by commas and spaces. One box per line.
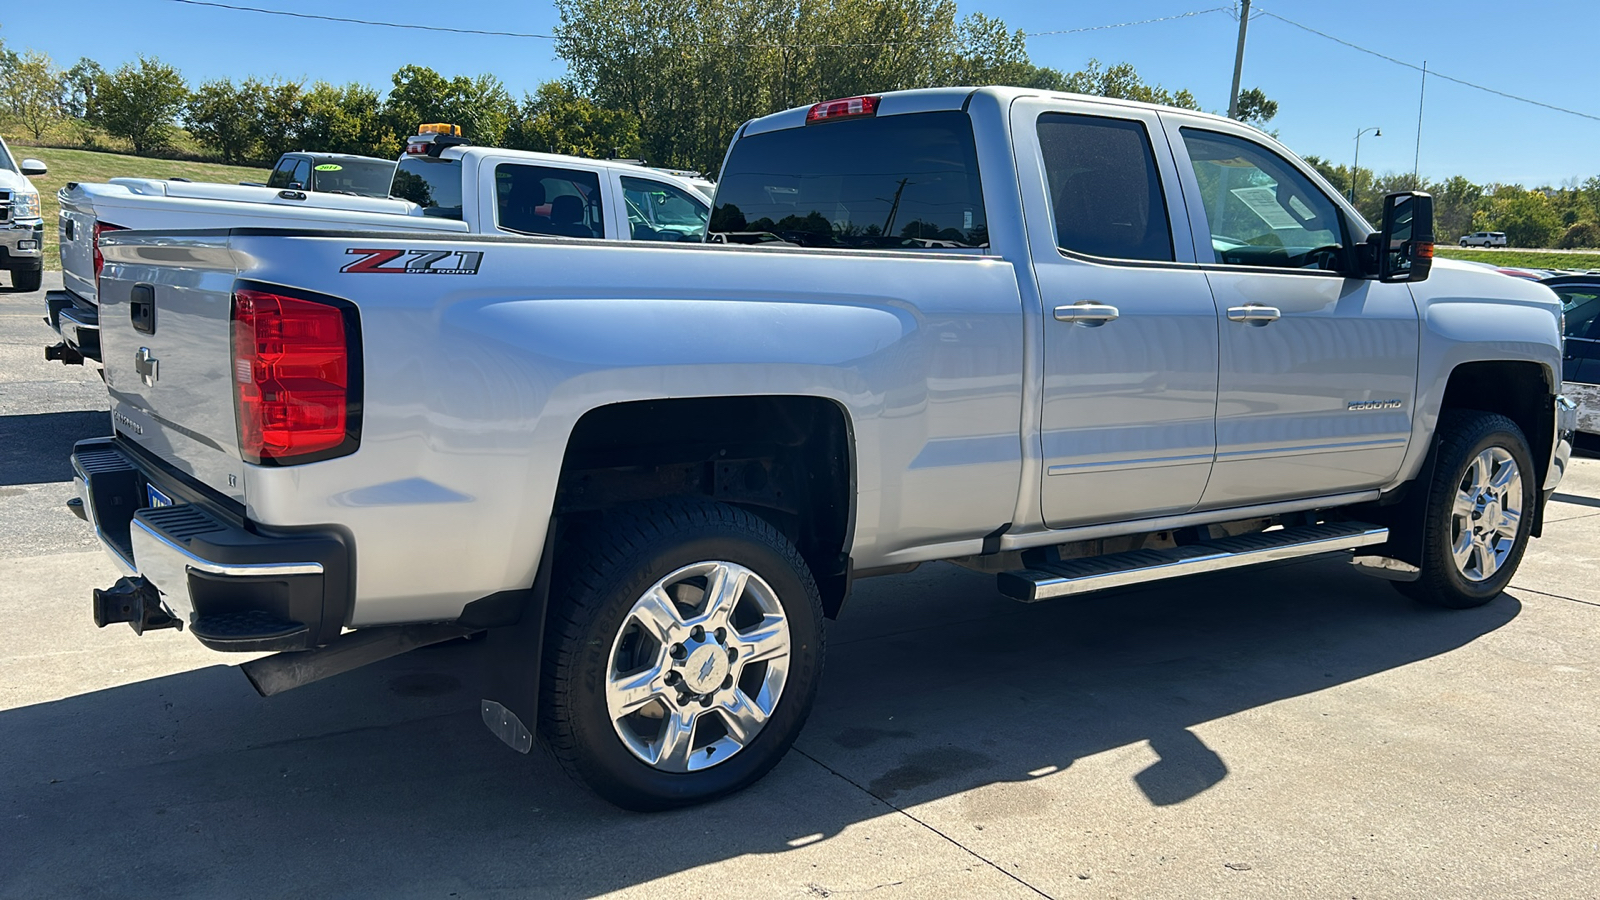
996, 522, 1389, 602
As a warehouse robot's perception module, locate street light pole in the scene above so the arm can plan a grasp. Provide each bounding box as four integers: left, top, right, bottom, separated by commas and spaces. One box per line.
1350, 126, 1381, 204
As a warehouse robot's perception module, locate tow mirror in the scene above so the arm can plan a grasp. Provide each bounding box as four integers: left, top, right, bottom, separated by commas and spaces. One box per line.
20, 158, 47, 177
1378, 191, 1434, 283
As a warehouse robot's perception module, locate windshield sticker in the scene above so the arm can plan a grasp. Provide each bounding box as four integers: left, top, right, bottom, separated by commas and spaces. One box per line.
314, 164, 343, 171
342, 248, 483, 275
1229, 185, 1301, 230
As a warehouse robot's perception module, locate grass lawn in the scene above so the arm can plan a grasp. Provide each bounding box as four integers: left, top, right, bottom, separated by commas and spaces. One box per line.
1434, 246, 1600, 271
21, 147, 268, 270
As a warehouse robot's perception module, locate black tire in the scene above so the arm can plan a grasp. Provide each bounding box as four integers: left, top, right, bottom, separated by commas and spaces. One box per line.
9, 265, 42, 293
1396, 411, 1536, 608
539, 500, 825, 810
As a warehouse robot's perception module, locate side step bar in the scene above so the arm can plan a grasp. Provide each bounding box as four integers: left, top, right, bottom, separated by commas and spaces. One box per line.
997, 522, 1389, 602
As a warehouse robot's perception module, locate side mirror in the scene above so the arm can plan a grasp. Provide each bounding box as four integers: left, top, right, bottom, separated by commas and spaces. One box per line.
20, 158, 47, 177
1379, 191, 1434, 283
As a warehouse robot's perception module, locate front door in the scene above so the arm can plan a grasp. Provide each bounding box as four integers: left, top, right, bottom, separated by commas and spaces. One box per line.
1163, 119, 1420, 509
1011, 99, 1220, 528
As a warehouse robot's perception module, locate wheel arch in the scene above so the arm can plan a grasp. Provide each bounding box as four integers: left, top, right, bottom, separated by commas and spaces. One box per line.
553, 394, 857, 619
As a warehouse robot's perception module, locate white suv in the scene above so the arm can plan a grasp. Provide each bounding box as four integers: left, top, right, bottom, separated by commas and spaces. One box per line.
1460, 231, 1508, 248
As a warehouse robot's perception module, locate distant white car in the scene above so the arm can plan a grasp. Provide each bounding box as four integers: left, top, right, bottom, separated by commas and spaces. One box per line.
1460, 231, 1508, 248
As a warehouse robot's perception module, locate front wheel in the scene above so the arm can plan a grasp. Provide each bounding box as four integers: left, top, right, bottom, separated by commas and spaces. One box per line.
539, 500, 825, 810
1397, 411, 1536, 608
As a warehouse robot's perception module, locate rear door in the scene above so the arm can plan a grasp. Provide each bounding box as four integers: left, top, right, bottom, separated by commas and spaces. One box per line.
1162, 116, 1419, 509
1010, 97, 1220, 528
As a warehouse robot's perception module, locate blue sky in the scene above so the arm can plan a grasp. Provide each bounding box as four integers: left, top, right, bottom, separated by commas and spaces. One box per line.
3, 0, 1596, 185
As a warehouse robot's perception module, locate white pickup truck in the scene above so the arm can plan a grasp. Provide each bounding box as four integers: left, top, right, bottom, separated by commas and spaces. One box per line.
45, 132, 711, 364
72, 87, 1576, 810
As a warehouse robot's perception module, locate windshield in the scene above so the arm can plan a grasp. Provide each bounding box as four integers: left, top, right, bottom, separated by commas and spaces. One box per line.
710, 111, 987, 249
0, 139, 14, 173
311, 159, 397, 198
390, 156, 463, 218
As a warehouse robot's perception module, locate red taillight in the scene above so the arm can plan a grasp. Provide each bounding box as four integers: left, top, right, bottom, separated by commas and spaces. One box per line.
805, 96, 880, 123
93, 221, 126, 295
230, 286, 360, 465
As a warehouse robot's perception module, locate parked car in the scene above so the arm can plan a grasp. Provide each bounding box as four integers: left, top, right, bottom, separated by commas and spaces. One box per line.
73, 87, 1576, 810
1460, 231, 1509, 247
0, 136, 47, 292
252, 152, 397, 198
45, 128, 711, 365
1545, 273, 1600, 436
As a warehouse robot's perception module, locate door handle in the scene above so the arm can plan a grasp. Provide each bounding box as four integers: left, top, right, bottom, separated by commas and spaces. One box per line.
1227, 304, 1281, 325
1054, 302, 1120, 325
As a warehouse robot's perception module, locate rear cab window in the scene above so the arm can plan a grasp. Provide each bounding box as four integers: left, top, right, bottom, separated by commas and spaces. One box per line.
494, 164, 605, 238
711, 110, 987, 250
392, 156, 464, 219
1037, 114, 1173, 262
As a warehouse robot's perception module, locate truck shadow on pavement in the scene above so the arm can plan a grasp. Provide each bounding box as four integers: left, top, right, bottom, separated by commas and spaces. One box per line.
0, 557, 1519, 898
0, 410, 108, 486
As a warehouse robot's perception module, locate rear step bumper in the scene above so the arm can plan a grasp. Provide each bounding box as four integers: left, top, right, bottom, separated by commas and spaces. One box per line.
45, 291, 101, 363
71, 437, 352, 651
998, 522, 1389, 602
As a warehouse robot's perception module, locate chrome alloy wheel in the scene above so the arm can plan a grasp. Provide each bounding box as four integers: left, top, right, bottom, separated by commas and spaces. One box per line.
604, 561, 791, 773
1450, 446, 1523, 582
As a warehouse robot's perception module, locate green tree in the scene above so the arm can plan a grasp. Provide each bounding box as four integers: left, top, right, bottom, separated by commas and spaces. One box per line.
506, 82, 640, 158
1485, 186, 1563, 248
383, 65, 513, 147
60, 58, 104, 119
185, 78, 261, 163
3, 49, 64, 140
253, 78, 307, 160
1233, 87, 1277, 126
300, 81, 394, 158
1060, 59, 1200, 110
90, 56, 189, 154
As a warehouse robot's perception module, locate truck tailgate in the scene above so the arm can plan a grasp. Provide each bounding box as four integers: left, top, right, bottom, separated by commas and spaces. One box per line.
98, 237, 246, 504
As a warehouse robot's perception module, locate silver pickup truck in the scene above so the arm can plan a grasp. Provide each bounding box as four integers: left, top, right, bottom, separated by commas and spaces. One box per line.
72, 87, 1576, 810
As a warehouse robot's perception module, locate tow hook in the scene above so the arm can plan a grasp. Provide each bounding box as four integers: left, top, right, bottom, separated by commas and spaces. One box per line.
45, 341, 86, 366
93, 576, 181, 635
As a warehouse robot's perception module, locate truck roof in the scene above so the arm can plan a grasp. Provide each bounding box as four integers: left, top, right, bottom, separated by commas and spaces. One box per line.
740, 85, 1266, 138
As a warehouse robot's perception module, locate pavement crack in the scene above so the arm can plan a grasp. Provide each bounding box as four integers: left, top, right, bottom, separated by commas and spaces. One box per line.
1509, 584, 1600, 609
791, 746, 1057, 900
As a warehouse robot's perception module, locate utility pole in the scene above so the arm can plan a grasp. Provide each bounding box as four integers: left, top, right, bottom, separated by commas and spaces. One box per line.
1227, 0, 1252, 119
1413, 61, 1427, 186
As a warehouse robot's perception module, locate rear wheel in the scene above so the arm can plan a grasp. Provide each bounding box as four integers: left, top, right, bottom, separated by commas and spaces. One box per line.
540, 500, 825, 810
9, 265, 41, 293
1397, 411, 1536, 608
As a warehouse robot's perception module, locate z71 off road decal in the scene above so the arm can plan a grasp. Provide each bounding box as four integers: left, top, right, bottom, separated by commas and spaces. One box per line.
341, 248, 483, 275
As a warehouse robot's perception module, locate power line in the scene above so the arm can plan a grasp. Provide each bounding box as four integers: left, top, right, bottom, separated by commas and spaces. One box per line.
159, 0, 553, 37
1255, 7, 1600, 124
156, 0, 1229, 48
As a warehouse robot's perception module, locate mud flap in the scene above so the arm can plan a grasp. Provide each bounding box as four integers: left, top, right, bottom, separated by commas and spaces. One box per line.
477, 524, 557, 754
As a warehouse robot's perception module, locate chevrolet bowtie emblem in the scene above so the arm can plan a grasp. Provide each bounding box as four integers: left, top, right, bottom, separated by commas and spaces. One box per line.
135, 347, 159, 387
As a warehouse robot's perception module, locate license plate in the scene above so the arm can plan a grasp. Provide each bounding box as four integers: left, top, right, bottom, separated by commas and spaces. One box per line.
146, 484, 173, 509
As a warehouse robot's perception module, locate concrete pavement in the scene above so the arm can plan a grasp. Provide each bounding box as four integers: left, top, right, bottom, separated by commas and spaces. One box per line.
3, 271, 1598, 899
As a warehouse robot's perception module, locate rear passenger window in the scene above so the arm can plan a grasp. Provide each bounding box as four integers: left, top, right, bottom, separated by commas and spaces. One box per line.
1036, 114, 1174, 262
495, 164, 605, 239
